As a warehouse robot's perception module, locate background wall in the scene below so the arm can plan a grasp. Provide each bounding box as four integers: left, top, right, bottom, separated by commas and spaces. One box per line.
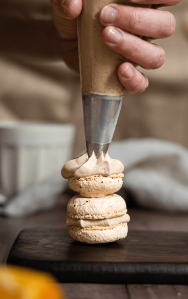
0, 0, 187, 157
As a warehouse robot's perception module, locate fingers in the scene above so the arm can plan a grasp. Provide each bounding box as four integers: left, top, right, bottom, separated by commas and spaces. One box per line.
128, 0, 182, 6
118, 63, 149, 93
102, 26, 165, 69
50, 0, 82, 39
100, 5, 176, 39
51, 0, 82, 19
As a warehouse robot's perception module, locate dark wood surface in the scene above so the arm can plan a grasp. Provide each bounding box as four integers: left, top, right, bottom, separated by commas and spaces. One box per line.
7, 228, 188, 284
1, 194, 188, 298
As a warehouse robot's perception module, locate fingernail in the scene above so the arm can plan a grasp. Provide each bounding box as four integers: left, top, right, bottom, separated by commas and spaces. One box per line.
101, 6, 117, 23
121, 65, 133, 78
106, 27, 122, 44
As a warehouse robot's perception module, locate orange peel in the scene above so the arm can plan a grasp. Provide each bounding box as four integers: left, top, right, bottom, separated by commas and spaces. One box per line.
0, 266, 64, 299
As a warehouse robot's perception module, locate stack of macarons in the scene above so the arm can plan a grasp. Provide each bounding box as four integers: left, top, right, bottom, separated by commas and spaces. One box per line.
62, 153, 130, 244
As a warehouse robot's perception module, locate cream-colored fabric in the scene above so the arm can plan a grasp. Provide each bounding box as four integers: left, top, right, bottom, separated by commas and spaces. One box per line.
0, 1, 188, 158
0, 173, 67, 217
109, 138, 188, 212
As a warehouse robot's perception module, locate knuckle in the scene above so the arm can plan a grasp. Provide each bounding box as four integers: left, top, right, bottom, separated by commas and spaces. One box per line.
151, 48, 166, 69
51, 0, 77, 20
134, 74, 147, 91
127, 74, 149, 94
142, 77, 149, 91
51, 0, 64, 12
169, 14, 176, 36
161, 12, 176, 38
127, 38, 143, 59
166, 13, 176, 37
128, 9, 142, 31
102, 27, 109, 42
137, 80, 149, 93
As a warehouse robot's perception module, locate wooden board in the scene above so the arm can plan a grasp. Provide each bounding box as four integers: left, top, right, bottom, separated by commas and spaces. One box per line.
7, 228, 188, 284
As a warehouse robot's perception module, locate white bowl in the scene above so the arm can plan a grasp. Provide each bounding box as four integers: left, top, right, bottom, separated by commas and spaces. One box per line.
0, 121, 75, 197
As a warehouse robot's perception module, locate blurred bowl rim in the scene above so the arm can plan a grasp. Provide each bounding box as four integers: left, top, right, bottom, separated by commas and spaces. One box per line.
0, 121, 75, 146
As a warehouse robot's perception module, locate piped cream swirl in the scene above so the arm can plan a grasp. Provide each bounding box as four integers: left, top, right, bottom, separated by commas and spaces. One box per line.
61, 152, 124, 179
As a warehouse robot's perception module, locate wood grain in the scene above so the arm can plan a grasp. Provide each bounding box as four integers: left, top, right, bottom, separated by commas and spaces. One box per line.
7, 228, 188, 284
126, 285, 188, 299
62, 284, 128, 299
2, 195, 188, 298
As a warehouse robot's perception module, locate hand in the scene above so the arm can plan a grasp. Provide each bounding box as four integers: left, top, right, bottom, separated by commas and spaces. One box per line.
51, 0, 182, 93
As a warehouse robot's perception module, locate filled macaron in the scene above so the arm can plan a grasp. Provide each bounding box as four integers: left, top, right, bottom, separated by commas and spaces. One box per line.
66, 194, 130, 244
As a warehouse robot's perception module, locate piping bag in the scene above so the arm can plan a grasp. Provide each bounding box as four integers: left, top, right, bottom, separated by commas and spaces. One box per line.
78, 0, 149, 158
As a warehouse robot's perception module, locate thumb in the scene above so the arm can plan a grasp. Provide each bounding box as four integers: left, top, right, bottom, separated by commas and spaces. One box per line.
51, 0, 82, 40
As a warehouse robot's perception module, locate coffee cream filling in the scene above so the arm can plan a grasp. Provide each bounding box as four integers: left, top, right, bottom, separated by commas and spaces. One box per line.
66, 214, 130, 228
61, 151, 124, 179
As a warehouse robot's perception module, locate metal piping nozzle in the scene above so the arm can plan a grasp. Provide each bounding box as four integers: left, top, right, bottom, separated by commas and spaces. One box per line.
82, 92, 123, 158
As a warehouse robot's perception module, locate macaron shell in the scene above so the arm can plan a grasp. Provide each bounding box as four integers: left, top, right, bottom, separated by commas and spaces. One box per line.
68, 223, 128, 244
68, 174, 123, 197
67, 194, 127, 220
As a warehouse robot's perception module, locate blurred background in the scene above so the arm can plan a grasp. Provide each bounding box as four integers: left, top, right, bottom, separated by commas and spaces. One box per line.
0, 0, 188, 215
1, 2, 188, 298
0, 1, 187, 157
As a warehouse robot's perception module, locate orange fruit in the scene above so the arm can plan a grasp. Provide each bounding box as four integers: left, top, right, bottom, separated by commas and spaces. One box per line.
0, 266, 64, 299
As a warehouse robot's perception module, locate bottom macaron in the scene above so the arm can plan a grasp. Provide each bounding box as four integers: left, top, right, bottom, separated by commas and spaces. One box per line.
68, 222, 128, 244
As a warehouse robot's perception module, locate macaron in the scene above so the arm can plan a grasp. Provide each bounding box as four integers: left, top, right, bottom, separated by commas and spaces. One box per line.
66, 194, 130, 243
68, 222, 128, 244
67, 194, 127, 219
68, 173, 124, 197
